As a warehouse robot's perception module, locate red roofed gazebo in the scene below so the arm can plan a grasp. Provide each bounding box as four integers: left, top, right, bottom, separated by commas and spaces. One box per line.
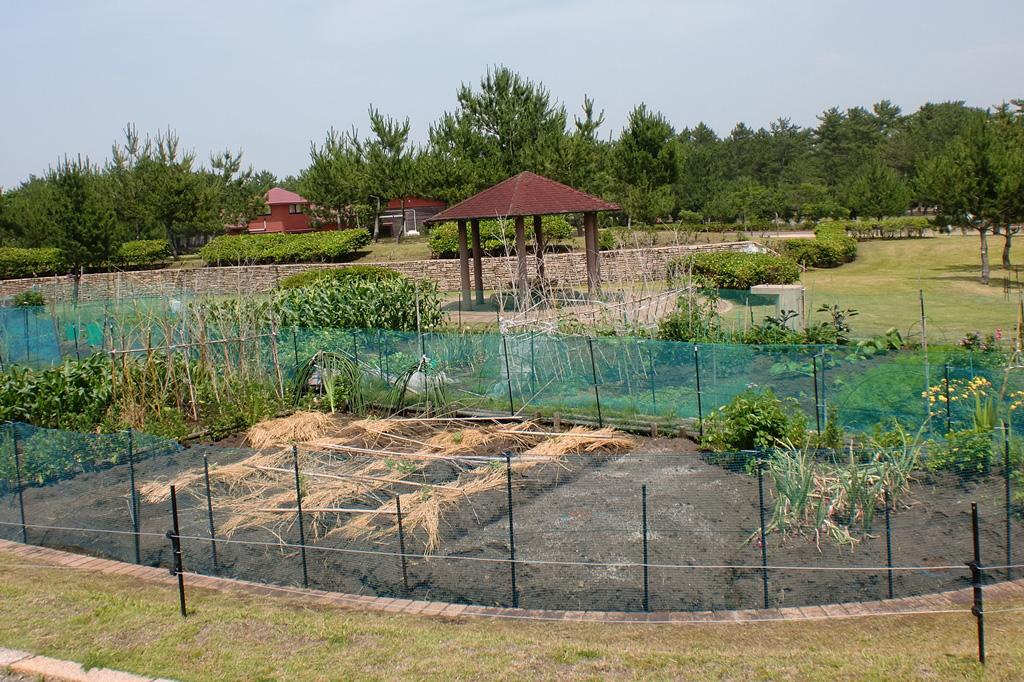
425, 172, 620, 306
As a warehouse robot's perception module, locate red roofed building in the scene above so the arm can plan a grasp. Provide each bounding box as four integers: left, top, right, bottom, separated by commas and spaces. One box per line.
243, 187, 337, 234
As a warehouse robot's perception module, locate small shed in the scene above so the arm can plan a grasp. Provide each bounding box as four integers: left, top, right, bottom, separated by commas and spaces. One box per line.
424, 172, 619, 306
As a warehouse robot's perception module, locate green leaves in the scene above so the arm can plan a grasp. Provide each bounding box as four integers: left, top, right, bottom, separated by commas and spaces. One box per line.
277, 276, 442, 332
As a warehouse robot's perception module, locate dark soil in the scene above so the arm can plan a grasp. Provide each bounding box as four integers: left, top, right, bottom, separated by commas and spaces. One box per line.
1, 433, 1018, 613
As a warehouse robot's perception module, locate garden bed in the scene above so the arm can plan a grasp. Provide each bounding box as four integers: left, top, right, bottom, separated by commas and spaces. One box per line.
1, 413, 1017, 613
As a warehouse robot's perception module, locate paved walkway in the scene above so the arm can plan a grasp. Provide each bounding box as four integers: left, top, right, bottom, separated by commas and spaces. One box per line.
3, 538, 1023, 624
1, 646, 172, 682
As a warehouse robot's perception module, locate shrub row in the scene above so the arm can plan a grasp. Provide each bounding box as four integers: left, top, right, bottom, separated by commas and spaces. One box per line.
0, 240, 173, 280
0, 247, 65, 279
669, 251, 800, 289
200, 230, 371, 266
777, 224, 858, 268
838, 217, 932, 240
428, 217, 573, 258
278, 265, 403, 290
112, 240, 172, 269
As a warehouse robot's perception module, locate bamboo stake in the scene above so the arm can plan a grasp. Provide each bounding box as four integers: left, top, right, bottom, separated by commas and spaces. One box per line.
248, 464, 458, 490
257, 507, 399, 515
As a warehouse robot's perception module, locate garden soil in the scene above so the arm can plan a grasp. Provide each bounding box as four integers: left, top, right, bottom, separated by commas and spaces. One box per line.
0, 434, 1017, 613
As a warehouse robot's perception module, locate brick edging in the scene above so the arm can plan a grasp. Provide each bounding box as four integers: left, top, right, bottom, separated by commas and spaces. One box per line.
2, 539, 1021, 624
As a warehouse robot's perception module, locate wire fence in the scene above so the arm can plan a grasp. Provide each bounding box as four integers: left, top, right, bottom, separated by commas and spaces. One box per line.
1, 421, 1020, 615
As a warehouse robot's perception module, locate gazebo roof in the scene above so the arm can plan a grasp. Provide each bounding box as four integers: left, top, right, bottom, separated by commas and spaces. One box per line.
425, 171, 619, 224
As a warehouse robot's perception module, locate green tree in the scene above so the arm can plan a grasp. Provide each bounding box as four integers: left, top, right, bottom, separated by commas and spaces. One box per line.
210, 151, 270, 235
109, 127, 223, 255
612, 104, 679, 223
918, 112, 1024, 282
840, 157, 911, 218
46, 156, 118, 299
427, 67, 567, 199
365, 107, 419, 241
300, 127, 368, 231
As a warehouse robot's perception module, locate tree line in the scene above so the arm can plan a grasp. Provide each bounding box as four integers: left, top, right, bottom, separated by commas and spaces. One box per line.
1, 67, 1022, 281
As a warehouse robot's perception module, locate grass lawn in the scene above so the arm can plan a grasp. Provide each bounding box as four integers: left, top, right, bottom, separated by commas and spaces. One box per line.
1, 553, 1022, 681
802, 235, 1020, 342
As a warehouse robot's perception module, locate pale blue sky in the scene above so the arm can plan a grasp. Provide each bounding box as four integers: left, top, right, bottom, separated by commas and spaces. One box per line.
1, 0, 1021, 187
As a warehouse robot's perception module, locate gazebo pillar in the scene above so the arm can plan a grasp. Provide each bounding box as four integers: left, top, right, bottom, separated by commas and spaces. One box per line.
470, 219, 484, 305
533, 215, 545, 280
583, 211, 600, 295
456, 220, 471, 307
514, 215, 528, 306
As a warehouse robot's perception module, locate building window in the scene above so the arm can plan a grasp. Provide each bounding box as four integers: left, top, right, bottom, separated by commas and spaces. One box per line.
289, 204, 303, 214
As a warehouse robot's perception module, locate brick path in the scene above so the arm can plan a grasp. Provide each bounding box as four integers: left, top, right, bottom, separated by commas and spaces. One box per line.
1, 645, 173, 682
1, 538, 1022, 624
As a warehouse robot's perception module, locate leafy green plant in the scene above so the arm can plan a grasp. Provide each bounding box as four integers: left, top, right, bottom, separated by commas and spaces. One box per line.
928, 428, 993, 478
702, 388, 808, 451
277, 277, 442, 331
657, 291, 723, 342
12, 290, 46, 307
278, 265, 403, 290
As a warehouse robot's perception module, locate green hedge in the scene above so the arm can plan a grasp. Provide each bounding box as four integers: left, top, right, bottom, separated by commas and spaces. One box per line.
777, 224, 858, 268
670, 251, 800, 289
278, 265, 403, 290
839, 217, 932, 240
428, 217, 573, 258
0, 247, 64, 279
200, 230, 371, 266
112, 240, 171, 269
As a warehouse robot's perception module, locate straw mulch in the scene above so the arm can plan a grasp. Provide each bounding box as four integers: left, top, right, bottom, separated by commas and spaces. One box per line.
139, 414, 636, 549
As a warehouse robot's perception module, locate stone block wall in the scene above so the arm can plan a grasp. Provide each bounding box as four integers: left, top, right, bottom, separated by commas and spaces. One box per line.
0, 241, 761, 303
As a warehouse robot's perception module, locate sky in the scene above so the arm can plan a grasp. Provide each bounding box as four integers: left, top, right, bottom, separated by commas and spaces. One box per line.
1, 0, 1022, 188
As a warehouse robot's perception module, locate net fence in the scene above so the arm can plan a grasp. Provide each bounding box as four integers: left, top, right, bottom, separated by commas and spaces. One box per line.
1, 421, 1020, 613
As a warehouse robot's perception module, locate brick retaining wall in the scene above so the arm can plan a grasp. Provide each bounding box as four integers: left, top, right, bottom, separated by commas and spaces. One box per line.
0, 241, 761, 303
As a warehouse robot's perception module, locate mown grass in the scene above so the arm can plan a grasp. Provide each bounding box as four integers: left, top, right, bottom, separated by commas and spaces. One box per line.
1, 552, 1022, 681
802, 234, 1020, 342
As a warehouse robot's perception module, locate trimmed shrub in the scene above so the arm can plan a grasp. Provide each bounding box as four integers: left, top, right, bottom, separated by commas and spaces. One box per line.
0, 247, 64, 279
671, 252, 800, 289
776, 223, 858, 268
112, 240, 172, 269
199, 230, 371, 266
428, 216, 573, 258
278, 265, 403, 290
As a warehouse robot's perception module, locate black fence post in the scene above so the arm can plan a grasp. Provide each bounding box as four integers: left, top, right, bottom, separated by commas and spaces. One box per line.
9, 423, 27, 544
291, 326, 299, 376
968, 502, 985, 665
812, 356, 821, 436
646, 343, 657, 412
291, 445, 309, 589
884, 488, 894, 599
756, 456, 769, 609
202, 453, 218, 572
395, 493, 409, 594
693, 345, 704, 439
501, 335, 515, 416
1003, 423, 1013, 581
641, 483, 650, 612
944, 365, 953, 434
586, 337, 603, 428
504, 452, 518, 608
126, 430, 141, 565
167, 484, 187, 618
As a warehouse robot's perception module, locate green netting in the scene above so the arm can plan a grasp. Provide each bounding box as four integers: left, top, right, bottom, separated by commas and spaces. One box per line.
283, 328, 1019, 437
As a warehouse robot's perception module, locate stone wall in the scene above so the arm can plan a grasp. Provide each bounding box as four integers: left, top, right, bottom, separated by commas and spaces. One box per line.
0, 241, 762, 303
